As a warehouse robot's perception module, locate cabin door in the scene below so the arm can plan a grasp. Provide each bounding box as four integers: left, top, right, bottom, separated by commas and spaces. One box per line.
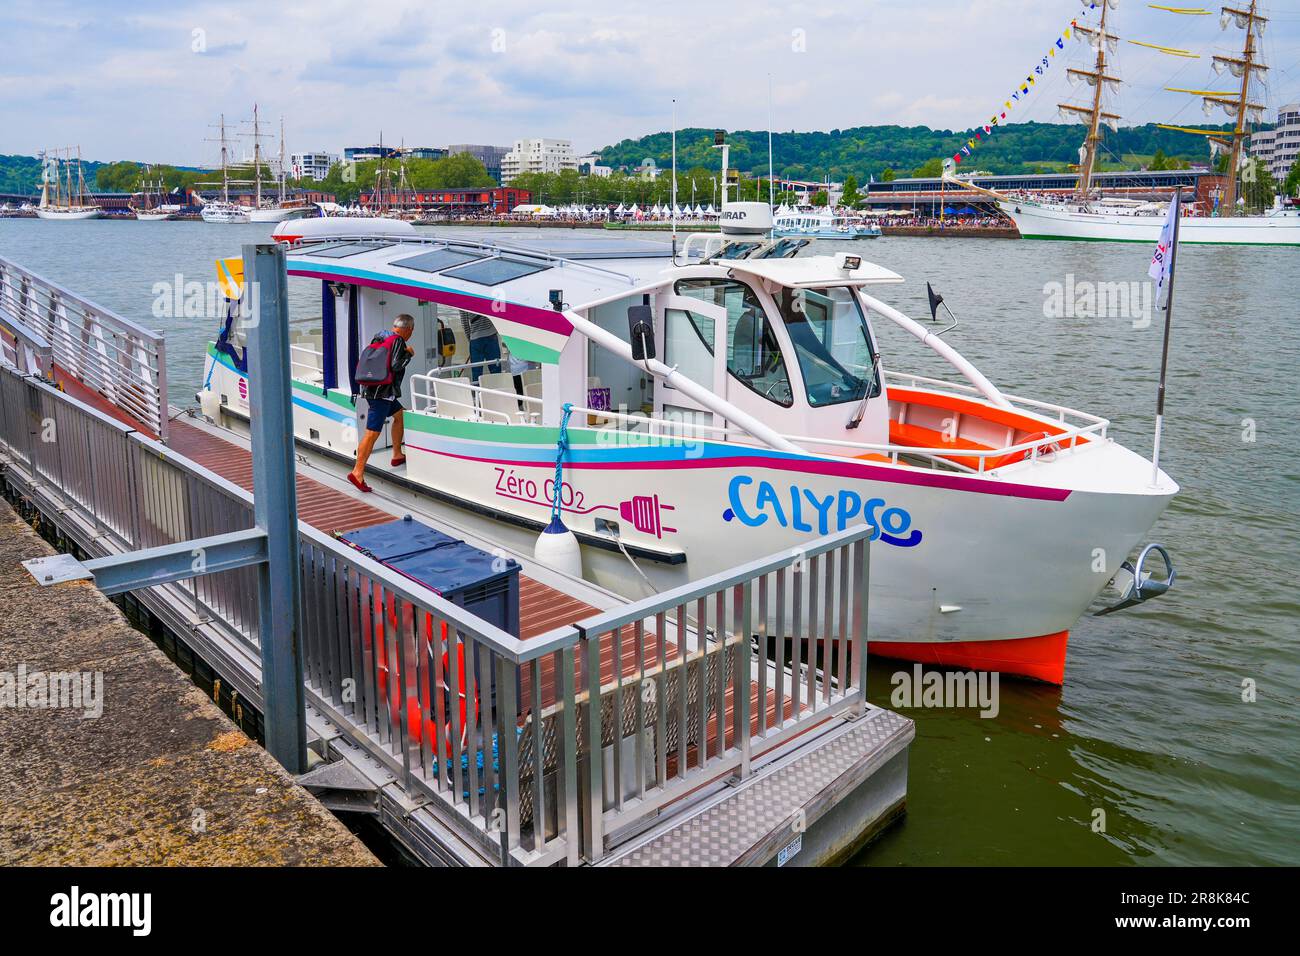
655, 295, 729, 434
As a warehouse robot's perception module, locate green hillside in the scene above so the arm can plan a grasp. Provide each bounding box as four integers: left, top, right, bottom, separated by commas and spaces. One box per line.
596, 122, 1238, 181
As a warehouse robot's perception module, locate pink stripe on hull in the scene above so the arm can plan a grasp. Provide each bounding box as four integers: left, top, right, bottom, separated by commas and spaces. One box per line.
404, 442, 1072, 502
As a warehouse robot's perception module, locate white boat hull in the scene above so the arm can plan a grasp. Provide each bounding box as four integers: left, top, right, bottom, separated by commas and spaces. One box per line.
133, 211, 174, 221
773, 227, 881, 240
246, 206, 312, 223
1001, 200, 1300, 246
201, 206, 251, 224
202, 350, 1176, 683
35, 207, 102, 221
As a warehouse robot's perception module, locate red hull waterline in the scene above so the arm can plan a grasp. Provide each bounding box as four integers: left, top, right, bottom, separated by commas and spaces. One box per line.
872, 631, 1069, 685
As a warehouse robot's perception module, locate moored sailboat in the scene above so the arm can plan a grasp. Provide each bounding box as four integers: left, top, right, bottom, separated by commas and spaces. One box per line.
994, 0, 1299, 245
35, 147, 102, 221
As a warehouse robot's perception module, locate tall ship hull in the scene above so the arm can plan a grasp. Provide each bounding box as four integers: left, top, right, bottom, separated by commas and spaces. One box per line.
1002, 199, 1300, 246
35, 207, 102, 221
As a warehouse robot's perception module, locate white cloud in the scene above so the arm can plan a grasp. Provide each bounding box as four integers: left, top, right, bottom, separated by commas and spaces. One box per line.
0, 0, 1294, 164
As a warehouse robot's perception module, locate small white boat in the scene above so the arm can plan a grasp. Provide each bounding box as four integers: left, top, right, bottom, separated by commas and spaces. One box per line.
199, 207, 1178, 684
201, 201, 250, 224
774, 208, 880, 239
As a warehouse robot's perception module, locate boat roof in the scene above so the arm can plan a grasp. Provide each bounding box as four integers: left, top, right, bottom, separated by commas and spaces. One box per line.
282, 228, 904, 363
725, 256, 903, 288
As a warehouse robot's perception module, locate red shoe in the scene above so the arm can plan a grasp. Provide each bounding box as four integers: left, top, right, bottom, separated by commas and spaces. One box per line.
347, 472, 372, 493
391, 455, 407, 467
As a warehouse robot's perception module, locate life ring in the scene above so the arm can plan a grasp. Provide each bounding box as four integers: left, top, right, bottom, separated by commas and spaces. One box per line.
376, 613, 479, 759
987, 430, 1058, 470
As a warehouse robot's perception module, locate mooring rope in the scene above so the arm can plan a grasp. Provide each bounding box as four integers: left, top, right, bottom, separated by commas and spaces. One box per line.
550, 402, 574, 524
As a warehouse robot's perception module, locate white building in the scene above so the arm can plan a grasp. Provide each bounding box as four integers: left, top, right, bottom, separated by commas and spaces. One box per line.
1250, 103, 1299, 188
290, 151, 339, 181
500, 138, 577, 183
576, 154, 612, 177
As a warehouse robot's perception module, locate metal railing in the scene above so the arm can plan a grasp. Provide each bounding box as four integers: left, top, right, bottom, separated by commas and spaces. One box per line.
570, 524, 871, 859
0, 255, 168, 440
406, 370, 1107, 475
0, 363, 875, 866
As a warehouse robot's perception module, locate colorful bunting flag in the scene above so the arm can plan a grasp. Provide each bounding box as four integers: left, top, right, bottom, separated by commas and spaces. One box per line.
949, 4, 1097, 167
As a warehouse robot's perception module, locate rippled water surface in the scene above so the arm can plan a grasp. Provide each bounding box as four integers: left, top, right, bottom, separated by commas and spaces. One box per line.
2, 219, 1295, 865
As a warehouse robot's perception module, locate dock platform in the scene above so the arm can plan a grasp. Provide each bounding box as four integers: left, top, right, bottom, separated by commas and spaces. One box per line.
0, 500, 377, 866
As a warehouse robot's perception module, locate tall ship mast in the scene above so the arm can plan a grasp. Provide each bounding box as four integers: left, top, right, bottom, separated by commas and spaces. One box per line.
1065, 0, 1122, 199
199, 114, 251, 223
989, 0, 1299, 245
244, 111, 312, 222
1205, 1, 1269, 214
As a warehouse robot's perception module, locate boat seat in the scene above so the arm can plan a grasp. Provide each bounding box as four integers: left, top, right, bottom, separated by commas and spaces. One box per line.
478, 372, 524, 423
431, 378, 479, 421
888, 420, 994, 470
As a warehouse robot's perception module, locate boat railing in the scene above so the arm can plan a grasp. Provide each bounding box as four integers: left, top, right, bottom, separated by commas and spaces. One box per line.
0, 254, 169, 440
883, 369, 1110, 434
0, 362, 874, 866
410, 370, 1107, 473
410, 373, 739, 444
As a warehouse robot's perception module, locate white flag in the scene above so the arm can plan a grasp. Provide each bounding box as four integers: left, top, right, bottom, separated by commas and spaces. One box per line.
1148, 191, 1180, 288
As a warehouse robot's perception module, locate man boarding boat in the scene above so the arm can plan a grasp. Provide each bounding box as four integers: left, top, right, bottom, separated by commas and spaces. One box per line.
348, 314, 415, 493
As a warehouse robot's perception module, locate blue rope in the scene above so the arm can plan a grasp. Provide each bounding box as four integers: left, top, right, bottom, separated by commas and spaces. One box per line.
550, 402, 574, 524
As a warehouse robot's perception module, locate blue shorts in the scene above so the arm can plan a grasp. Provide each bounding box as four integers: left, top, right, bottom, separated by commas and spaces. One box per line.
365, 397, 402, 433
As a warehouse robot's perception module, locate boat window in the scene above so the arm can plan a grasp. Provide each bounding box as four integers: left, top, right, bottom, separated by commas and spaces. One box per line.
775, 286, 879, 407
673, 278, 793, 407
392, 248, 486, 273
442, 256, 551, 286
308, 241, 396, 258
663, 308, 716, 390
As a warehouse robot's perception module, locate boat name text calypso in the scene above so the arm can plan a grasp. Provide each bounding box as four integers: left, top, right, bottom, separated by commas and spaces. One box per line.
722, 476, 922, 547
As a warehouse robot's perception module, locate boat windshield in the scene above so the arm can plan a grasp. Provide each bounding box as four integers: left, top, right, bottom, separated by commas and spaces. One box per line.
775, 286, 879, 407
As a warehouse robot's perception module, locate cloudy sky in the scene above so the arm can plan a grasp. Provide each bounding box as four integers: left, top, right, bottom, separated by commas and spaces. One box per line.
2, 0, 1298, 165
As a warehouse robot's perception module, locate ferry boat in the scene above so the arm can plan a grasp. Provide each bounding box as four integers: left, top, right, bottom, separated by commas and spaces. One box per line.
774, 208, 881, 239
198, 209, 1177, 684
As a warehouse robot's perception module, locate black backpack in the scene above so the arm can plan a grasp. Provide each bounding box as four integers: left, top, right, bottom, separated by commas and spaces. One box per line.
355, 333, 400, 386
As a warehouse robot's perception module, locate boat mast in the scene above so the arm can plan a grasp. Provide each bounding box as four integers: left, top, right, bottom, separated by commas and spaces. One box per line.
278, 116, 286, 205
221, 114, 230, 203
1074, 0, 1119, 199
1219, 1, 1267, 214
76, 147, 87, 206
252, 104, 263, 208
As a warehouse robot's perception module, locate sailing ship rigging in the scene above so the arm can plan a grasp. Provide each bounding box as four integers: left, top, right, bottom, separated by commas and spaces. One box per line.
35, 147, 102, 221
987, 0, 1298, 245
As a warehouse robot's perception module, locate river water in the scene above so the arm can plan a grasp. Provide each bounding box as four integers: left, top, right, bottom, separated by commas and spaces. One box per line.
1, 219, 1295, 866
